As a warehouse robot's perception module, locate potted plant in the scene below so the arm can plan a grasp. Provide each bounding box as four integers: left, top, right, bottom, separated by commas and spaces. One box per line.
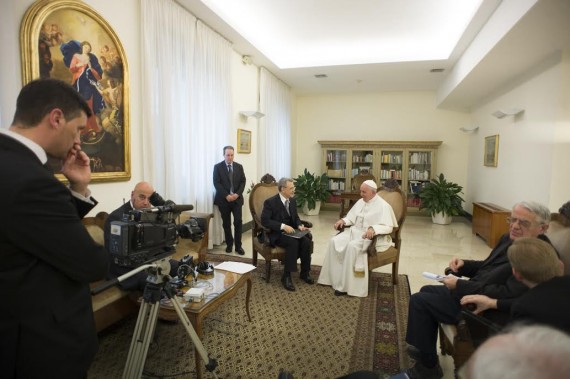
419, 173, 464, 225
293, 169, 330, 215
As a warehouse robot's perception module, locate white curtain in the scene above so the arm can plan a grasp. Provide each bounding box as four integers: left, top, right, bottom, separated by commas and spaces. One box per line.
141, 0, 195, 202
141, 0, 232, 247
192, 21, 232, 245
259, 67, 292, 179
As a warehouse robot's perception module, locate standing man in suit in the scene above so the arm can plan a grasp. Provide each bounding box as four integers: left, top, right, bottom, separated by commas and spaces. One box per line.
261, 177, 314, 291
213, 145, 246, 255
0, 78, 108, 377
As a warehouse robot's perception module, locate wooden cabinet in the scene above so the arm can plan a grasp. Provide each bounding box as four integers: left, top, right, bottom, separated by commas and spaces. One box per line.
472, 202, 511, 248
319, 141, 441, 210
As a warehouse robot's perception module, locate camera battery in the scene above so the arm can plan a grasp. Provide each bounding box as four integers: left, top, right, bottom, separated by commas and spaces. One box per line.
183, 287, 205, 302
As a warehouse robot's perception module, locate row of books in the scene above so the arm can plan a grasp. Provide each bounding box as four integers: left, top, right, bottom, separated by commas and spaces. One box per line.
328, 180, 346, 191
409, 169, 430, 180
407, 197, 423, 207
352, 154, 373, 162
381, 154, 403, 163
409, 152, 431, 164
326, 151, 347, 162
380, 169, 402, 179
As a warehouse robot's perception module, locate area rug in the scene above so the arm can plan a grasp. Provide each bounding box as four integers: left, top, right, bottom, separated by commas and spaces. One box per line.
88, 254, 411, 379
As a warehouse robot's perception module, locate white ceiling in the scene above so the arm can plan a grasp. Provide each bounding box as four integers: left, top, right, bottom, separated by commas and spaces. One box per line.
176, 0, 570, 111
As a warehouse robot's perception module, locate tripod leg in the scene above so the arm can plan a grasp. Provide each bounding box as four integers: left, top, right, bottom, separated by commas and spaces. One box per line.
122, 299, 161, 379
169, 296, 218, 378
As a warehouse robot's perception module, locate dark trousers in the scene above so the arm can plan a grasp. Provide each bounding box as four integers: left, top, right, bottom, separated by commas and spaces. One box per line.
405, 285, 462, 367
274, 233, 312, 275
218, 201, 243, 249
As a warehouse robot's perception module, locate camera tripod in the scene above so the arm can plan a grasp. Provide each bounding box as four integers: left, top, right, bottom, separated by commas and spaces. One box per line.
120, 259, 219, 378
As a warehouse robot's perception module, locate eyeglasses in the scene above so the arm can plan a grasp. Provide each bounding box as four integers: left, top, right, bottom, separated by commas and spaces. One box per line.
506, 217, 541, 228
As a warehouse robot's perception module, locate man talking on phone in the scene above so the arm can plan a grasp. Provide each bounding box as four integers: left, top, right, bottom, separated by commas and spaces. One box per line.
0, 78, 108, 378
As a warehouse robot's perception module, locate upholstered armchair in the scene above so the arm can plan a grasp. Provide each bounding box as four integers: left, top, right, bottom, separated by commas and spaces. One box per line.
351, 172, 377, 191
366, 184, 407, 285
249, 174, 313, 282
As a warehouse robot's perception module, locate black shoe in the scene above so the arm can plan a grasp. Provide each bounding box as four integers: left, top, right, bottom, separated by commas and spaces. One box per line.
406, 345, 422, 361
236, 247, 245, 255
281, 276, 296, 291
300, 273, 314, 285
225, 246, 232, 253
400, 362, 443, 379
334, 290, 347, 296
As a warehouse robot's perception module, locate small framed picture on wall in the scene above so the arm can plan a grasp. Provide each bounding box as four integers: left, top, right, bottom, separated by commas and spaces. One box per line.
237, 129, 251, 154
484, 135, 499, 167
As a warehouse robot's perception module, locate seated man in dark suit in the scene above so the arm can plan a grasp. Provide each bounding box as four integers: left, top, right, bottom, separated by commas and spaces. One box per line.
104, 181, 179, 291
261, 177, 313, 291
399, 201, 551, 379
461, 237, 569, 333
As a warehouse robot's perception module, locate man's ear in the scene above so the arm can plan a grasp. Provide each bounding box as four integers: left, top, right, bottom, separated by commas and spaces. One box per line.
512, 268, 524, 282
48, 108, 64, 129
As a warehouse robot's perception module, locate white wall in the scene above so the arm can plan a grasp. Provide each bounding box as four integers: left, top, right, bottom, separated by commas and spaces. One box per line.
293, 92, 473, 201
466, 53, 570, 212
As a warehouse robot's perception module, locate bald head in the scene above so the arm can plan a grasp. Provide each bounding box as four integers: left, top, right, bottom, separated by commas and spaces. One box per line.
131, 181, 154, 209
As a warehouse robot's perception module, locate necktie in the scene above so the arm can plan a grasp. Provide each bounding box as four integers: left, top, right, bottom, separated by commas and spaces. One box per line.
285, 199, 290, 215
228, 164, 234, 193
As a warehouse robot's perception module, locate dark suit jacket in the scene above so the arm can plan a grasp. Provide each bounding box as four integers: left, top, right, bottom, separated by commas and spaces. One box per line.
511, 275, 570, 333
261, 194, 303, 246
213, 160, 246, 206
453, 233, 551, 301
0, 134, 108, 377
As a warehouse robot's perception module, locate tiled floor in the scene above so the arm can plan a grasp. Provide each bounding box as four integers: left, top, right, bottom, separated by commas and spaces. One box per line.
212, 210, 492, 378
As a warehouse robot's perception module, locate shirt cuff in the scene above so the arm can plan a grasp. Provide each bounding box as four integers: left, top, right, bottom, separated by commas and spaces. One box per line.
70, 187, 94, 205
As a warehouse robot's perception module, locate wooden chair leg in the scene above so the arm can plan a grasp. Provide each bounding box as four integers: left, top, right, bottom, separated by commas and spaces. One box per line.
392, 262, 399, 285
252, 249, 258, 266
265, 260, 271, 283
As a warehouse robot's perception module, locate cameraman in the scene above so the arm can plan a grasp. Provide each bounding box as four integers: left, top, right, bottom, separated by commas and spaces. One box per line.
104, 181, 180, 291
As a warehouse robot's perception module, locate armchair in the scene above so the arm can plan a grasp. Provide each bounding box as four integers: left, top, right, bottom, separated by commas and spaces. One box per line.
351, 172, 377, 191
249, 174, 313, 282
366, 184, 407, 285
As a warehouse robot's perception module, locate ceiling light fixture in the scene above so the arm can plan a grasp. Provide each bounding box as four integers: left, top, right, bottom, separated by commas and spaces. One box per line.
314, 74, 328, 78
430, 68, 445, 73
491, 108, 524, 119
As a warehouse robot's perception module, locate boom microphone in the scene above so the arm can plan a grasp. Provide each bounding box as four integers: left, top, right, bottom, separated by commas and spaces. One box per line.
162, 204, 194, 213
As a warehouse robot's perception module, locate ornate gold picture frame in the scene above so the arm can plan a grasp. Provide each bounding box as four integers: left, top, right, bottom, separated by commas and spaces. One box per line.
237, 129, 251, 154
484, 135, 499, 167
20, 0, 130, 182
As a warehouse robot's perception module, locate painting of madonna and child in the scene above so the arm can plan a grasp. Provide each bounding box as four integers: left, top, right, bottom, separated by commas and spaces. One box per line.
35, 7, 129, 180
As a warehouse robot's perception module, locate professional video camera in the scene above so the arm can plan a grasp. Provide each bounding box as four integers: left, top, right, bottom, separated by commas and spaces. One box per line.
108, 198, 204, 268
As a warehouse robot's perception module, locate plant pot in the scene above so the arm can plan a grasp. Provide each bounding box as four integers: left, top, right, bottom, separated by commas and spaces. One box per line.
432, 212, 452, 225
302, 201, 321, 216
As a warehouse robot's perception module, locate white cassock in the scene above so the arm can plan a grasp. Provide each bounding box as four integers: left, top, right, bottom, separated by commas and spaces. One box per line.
317, 195, 398, 297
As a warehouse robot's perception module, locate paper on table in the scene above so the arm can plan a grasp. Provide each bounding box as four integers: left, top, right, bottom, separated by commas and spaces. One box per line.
214, 261, 256, 274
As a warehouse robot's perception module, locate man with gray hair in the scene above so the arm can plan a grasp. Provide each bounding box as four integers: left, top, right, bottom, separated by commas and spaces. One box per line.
459, 324, 570, 379
399, 201, 551, 379
261, 177, 313, 291
318, 180, 398, 297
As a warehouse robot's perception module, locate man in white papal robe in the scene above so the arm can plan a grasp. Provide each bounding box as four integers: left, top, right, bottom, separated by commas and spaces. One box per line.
318, 180, 398, 297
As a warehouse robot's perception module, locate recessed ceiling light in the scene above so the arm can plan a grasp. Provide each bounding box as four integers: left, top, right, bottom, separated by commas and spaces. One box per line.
430, 68, 445, 73
314, 74, 328, 78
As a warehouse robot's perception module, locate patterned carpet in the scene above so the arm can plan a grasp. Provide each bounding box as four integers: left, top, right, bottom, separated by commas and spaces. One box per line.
88, 254, 411, 379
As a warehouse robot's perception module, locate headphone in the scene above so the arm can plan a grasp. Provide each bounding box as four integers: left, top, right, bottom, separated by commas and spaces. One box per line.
196, 261, 214, 275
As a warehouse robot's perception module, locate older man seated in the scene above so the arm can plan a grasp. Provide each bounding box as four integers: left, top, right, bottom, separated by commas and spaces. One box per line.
317, 180, 398, 297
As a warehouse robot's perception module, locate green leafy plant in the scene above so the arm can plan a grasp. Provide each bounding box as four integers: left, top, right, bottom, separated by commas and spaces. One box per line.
419, 173, 464, 216
293, 169, 330, 210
